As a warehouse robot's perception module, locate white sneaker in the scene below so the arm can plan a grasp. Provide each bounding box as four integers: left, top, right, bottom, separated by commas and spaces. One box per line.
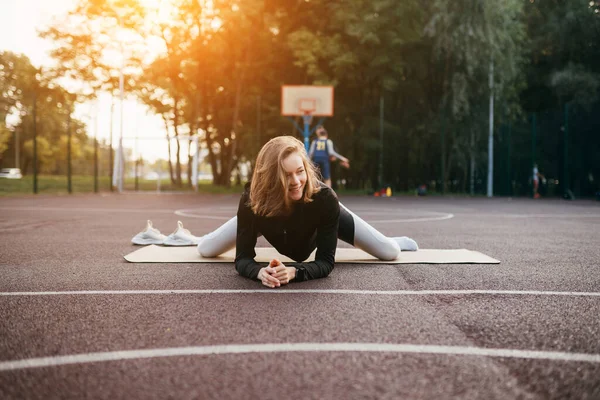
163, 221, 201, 246
394, 236, 419, 251
131, 220, 167, 245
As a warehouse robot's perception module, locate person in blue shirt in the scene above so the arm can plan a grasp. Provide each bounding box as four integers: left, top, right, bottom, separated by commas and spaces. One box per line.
308, 125, 350, 187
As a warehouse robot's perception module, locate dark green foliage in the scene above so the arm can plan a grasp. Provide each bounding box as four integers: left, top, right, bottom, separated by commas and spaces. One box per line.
1, 0, 598, 196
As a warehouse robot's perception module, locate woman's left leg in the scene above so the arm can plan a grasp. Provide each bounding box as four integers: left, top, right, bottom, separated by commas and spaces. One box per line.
197, 216, 238, 257
338, 202, 418, 261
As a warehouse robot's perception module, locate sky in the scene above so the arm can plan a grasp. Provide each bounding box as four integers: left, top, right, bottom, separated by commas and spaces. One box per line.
0, 0, 187, 163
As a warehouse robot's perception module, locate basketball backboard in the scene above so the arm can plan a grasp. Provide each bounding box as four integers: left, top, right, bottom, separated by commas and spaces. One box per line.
281, 85, 334, 116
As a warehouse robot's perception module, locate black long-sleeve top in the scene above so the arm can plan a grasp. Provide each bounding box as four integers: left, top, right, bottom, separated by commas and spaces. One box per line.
235, 183, 340, 282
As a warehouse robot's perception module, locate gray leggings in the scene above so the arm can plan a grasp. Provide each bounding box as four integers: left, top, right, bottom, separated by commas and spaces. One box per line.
198, 203, 400, 261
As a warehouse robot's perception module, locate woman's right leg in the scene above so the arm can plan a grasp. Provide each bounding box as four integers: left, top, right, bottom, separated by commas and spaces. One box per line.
197, 216, 238, 257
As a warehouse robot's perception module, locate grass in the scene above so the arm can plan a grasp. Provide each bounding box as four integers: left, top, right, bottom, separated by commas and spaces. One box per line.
2, 175, 471, 197
0, 175, 246, 196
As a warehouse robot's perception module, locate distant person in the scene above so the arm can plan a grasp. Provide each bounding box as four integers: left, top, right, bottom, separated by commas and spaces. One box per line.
194, 136, 418, 287
308, 126, 350, 188
533, 163, 545, 199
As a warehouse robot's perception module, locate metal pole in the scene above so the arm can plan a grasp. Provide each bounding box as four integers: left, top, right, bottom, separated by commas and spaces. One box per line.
441, 111, 445, 195
563, 102, 569, 194
531, 112, 537, 198
33, 92, 38, 194
302, 115, 310, 152
94, 103, 98, 193
507, 121, 512, 196
14, 127, 20, 169
134, 133, 138, 191
487, 58, 494, 197
379, 95, 384, 189
192, 137, 198, 192
470, 129, 474, 196
109, 100, 114, 191
67, 107, 72, 194
118, 43, 125, 193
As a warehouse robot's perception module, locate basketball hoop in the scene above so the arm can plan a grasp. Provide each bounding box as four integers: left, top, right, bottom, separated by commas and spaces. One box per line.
281, 85, 334, 151
281, 86, 333, 117
298, 98, 316, 113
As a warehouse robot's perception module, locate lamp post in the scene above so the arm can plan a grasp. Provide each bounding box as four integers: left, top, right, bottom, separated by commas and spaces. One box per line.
109, 100, 114, 191
118, 43, 125, 193
487, 58, 494, 198
378, 96, 384, 189
33, 92, 38, 194
15, 126, 20, 169
67, 105, 72, 194
93, 101, 98, 193
111, 9, 127, 194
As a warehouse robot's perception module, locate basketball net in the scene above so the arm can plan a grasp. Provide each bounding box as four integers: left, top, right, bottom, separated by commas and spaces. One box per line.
298, 98, 316, 126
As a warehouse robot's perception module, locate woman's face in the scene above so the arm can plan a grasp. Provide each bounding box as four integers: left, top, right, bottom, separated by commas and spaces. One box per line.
282, 152, 307, 201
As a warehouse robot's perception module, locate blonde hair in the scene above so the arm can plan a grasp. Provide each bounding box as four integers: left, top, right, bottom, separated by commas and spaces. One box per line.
250, 136, 321, 217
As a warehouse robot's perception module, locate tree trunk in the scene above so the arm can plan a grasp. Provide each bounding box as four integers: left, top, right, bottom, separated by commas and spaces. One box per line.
199, 78, 221, 185
205, 131, 220, 185
172, 98, 182, 187
223, 47, 249, 187
186, 94, 201, 188
187, 139, 193, 188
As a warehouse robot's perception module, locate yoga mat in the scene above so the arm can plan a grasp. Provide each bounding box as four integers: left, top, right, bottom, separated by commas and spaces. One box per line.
124, 245, 500, 264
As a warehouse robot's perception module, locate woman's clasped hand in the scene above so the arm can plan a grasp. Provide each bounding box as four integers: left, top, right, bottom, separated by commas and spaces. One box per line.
257, 258, 296, 288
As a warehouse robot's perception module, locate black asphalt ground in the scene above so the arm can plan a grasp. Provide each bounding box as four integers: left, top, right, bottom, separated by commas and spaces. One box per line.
0, 192, 599, 399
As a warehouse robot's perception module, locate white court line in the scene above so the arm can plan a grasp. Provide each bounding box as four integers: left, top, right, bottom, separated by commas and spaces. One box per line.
174, 209, 231, 219
175, 208, 455, 223
2, 289, 599, 297
0, 206, 231, 220
369, 213, 454, 223
1, 342, 599, 371
0, 207, 175, 214
456, 213, 600, 219
6, 207, 594, 220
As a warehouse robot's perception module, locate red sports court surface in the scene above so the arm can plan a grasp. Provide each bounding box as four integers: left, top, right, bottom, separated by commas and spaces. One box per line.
0, 193, 599, 399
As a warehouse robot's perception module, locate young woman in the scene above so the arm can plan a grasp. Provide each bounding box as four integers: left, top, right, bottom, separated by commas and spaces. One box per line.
197, 136, 418, 288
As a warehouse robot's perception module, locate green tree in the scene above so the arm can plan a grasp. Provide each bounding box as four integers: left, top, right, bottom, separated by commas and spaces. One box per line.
424, 0, 526, 192
0, 51, 92, 174
521, 0, 600, 196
